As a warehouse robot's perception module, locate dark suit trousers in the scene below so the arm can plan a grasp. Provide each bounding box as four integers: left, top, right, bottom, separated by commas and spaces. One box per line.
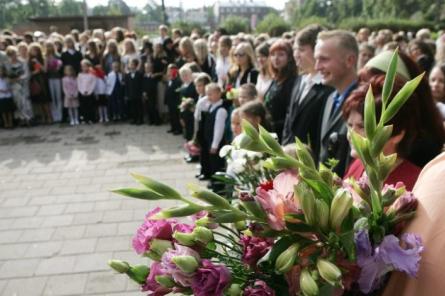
168, 103, 182, 132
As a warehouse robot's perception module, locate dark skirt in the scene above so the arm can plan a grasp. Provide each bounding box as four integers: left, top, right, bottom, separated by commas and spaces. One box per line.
0, 97, 16, 113
97, 94, 107, 106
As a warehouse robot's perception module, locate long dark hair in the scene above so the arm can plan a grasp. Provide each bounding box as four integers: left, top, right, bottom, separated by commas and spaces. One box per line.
269, 39, 297, 83
351, 53, 445, 166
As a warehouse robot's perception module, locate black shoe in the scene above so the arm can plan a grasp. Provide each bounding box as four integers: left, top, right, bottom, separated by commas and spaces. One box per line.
185, 155, 199, 163
167, 129, 174, 133
173, 130, 182, 135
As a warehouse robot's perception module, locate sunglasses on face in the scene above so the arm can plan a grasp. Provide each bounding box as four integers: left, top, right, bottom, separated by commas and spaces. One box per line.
234, 52, 246, 57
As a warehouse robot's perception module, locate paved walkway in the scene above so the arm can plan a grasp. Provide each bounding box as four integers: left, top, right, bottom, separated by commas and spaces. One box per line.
0, 123, 201, 296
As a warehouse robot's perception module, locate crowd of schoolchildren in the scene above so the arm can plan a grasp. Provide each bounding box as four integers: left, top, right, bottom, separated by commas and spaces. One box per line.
1, 24, 445, 190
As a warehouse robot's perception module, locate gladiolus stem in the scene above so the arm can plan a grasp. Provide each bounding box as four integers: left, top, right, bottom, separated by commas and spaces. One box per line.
220, 224, 240, 238
213, 231, 243, 247
214, 239, 243, 254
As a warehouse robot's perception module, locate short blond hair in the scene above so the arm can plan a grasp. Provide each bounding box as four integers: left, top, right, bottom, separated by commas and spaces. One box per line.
317, 30, 358, 57
205, 82, 221, 94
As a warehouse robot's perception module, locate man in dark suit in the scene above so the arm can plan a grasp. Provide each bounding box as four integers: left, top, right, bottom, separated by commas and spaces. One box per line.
124, 58, 144, 125
314, 30, 359, 177
282, 25, 334, 164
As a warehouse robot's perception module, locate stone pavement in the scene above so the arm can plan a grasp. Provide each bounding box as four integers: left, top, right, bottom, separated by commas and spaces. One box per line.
0, 123, 203, 296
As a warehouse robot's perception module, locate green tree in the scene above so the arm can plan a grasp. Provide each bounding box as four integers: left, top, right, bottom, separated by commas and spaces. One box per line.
220, 16, 249, 35
58, 0, 83, 16
92, 5, 108, 15
256, 13, 291, 37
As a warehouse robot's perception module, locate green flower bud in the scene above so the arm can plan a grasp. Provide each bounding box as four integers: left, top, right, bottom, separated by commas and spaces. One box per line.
147, 239, 173, 260
295, 183, 316, 225
300, 268, 319, 296
371, 125, 393, 157
315, 199, 329, 232
317, 258, 342, 286
188, 184, 231, 209
108, 259, 130, 273
330, 189, 353, 230
213, 211, 247, 223
131, 173, 182, 199
128, 264, 150, 285
242, 119, 259, 140
192, 226, 214, 244
195, 216, 211, 227
234, 220, 248, 231
271, 157, 300, 170
172, 255, 199, 273
154, 204, 204, 219
275, 243, 299, 274
240, 201, 267, 220
173, 231, 196, 246
353, 217, 369, 232
226, 283, 243, 296
155, 275, 176, 288
259, 126, 284, 156
295, 138, 316, 169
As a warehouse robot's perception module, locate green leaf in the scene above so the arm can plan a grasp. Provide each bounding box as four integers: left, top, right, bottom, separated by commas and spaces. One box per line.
241, 119, 259, 140
212, 211, 247, 223
381, 72, 425, 124
381, 49, 399, 109
259, 125, 284, 156
111, 188, 165, 200
188, 184, 232, 209
130, 173, 182, 199
364, 85, 377, 140
295, 137, 317, 170
339, 230, 356, 261
303, 178, 333, 204
285, 220, 316, 232
155, 204, 204, 218
370, 125, 393, 157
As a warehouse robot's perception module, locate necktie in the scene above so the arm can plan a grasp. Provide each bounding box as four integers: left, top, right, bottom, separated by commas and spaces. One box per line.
330, 93, 341, 119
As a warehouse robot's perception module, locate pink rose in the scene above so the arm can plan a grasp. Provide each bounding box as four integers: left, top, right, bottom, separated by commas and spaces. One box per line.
132, 207, 175, 255
244, 280, 275, 296
191, 260, 231, 296
240, 235, 274, 268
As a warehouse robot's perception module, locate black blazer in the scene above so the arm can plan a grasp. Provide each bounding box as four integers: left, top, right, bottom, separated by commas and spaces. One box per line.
264, 74, 297, 143
282, 77, 334, 163
124, 71, 144, 101
164, 78, 182, 107
179, 82, 199, 102
61, 50, 83, 74
229, 67, 259, 86
318, 86, 357, 178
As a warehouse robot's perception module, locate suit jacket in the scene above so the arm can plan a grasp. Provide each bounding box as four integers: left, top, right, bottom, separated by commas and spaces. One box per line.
124, 71, 144, 101
164, 78, 182, 107
319, 87, 356, 177
179, 82, 199, 102
264, 74, 297, 143
282, 77, 334, 163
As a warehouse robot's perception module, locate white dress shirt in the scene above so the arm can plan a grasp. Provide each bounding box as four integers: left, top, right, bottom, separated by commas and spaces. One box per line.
209, 100, 228, 149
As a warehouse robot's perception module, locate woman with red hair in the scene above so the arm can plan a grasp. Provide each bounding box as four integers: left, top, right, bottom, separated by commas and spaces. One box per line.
343, 72, 445, 190
264, 39, 297, 143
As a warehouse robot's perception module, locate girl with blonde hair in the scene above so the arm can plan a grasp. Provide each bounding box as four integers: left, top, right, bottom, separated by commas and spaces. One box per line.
228, 42, 258, 88
193, 39, 216, 79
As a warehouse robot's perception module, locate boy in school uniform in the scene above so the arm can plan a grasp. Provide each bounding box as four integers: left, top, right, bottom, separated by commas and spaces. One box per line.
197, 83, 228, 183
124, 58, 144, 125
142, 62, 161, 125
164, 64, 182, 135
106, 61, 124, 121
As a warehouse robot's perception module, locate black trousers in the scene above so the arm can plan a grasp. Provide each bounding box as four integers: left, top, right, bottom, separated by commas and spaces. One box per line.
79, 94, 96, 122
146, 96, 160, 124
181, 109, 194, 141
130, 98, 143, 123
199, 140, 225, 178
168, 103, 182, 132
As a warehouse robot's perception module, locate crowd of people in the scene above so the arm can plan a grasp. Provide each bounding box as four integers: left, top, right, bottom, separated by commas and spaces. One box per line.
0, 24, 445, 189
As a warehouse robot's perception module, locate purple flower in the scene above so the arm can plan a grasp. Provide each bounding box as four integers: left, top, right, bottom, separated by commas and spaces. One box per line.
191, 259, 231, 296
161, 244, 200, 287
388, 191, 418, 215
174, 223, 194, 233
243, 280, 276, 296
240, 235, 274, 268
142, 262, 172, 296
132, 207, 175, 255
355, 230, 423, 293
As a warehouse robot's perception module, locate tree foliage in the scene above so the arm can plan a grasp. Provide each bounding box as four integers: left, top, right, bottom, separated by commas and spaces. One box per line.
220, 16, 250, 35
256, 13, 291, 37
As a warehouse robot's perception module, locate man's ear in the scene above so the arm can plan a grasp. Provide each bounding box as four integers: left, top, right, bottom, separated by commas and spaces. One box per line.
346, 53, 358, 69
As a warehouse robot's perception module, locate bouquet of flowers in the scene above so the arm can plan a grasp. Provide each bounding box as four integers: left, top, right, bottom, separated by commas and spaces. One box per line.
225, 84, 239, 101
179, 97, 196, 112
109, 50, 424, 295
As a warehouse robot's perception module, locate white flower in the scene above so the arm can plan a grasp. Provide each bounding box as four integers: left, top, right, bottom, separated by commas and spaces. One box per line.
246, 151, 263, 159
231, 158, 247, 174
270, 133, 279, 140
219, 145, 233, 158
